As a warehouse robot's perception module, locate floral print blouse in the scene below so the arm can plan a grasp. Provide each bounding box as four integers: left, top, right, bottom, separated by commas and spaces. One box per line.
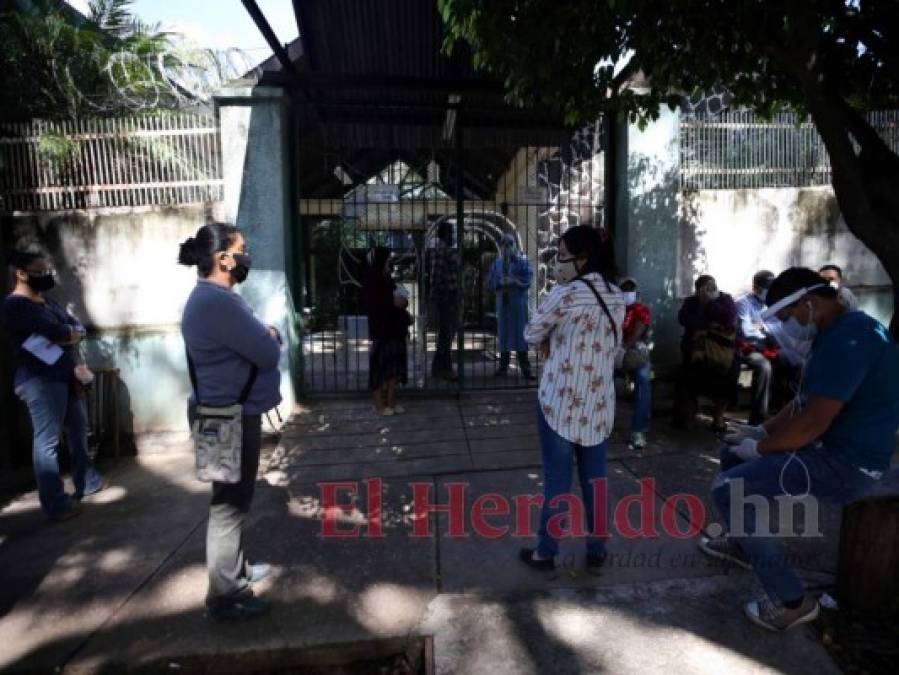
524, 273, 625, 445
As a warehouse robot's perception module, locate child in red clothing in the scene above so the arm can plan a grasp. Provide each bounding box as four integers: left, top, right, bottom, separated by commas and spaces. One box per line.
619, 278, 652, 448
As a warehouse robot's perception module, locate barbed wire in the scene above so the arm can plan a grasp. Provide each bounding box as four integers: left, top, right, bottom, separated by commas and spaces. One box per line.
47, 40, 264, 114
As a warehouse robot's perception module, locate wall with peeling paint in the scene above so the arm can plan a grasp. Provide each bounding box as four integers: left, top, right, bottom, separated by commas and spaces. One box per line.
1, 204, 225, 460
619, 109, 894, 367
678, 187, 893, 326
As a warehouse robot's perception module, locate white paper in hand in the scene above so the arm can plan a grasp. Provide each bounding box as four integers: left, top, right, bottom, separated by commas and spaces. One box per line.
22, 333, 64, 365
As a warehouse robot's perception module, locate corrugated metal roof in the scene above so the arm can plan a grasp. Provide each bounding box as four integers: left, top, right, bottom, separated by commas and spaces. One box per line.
245, 0, 573, 199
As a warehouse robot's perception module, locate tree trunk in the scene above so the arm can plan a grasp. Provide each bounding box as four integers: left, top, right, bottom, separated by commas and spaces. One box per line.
802, 89, 899, 338
838, 496, 899, 615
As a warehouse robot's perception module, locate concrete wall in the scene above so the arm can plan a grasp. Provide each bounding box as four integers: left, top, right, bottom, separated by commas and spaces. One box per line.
679, 187, 894, 324
618, 109, 895, 366
217, 84, 300, 413
617, 108, 683, 366
1, 203, 224, 456
2, 84, 303, 458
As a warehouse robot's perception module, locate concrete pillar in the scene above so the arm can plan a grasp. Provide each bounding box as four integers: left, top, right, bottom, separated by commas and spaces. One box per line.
615, 107, 682, 366
215, 84, 299, 421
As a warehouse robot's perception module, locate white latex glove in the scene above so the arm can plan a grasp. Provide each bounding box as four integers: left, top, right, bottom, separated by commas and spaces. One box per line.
723, 423, 768, 445
731, 437, 762, 462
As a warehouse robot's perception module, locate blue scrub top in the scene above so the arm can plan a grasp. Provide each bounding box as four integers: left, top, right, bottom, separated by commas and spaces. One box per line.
802, 311, 899, 473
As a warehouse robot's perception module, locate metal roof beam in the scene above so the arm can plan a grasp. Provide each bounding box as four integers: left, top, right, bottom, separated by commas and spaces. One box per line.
259, 71, 505, 94
240, 0, 305, 92
291, 0, 320, 72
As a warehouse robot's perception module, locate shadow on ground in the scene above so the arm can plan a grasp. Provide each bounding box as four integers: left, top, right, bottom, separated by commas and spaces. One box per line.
0, 392, 877, 674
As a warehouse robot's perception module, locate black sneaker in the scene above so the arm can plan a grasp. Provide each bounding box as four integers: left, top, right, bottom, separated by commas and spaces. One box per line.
586, 552, 607, 576
50, 501, 82, 522
519, 548, 555, 571
206, 589, 270, 621
698, 535, 752, 570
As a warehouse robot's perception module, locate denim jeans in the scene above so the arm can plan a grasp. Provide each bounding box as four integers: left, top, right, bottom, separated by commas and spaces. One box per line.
712, 442, 875, 603
15, 376, 104, 517
188, 404, 263, 604
741, 351, 772, 425
536, 405, 608, 558
631, 363, 652, 433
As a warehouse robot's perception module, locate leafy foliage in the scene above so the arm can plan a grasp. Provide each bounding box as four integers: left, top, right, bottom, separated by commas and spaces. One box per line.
439, 0, 899, 125
0, 0, 178, 119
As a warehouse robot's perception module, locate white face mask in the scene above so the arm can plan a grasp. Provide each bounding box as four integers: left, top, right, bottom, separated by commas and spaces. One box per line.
828, 280, 840, 290
782, 302, 817, 342
553, 257, 580, 283
623, 291, 638, 306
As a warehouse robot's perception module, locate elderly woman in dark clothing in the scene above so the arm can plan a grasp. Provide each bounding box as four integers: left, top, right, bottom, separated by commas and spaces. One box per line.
362, 246, 412, 416
673, 274, 739, 432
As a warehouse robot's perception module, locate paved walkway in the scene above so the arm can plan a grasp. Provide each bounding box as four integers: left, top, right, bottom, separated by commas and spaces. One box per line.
0, 392, 871, 673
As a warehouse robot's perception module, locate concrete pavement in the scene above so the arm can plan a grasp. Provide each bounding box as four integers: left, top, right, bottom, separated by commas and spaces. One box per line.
0, 392, 858, 673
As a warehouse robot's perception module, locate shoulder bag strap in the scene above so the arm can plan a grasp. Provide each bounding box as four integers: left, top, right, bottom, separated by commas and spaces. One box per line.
576, 277, 619, 345
237, 363, 259, 405
185, 348, 201, 405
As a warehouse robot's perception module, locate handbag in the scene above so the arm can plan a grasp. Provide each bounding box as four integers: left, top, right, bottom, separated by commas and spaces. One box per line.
622, 342, 651, 371
186, 350, 258, 484
691, 324, 736, 375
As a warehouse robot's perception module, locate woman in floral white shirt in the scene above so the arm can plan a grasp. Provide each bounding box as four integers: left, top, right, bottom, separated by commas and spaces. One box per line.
520, 225, 624, 574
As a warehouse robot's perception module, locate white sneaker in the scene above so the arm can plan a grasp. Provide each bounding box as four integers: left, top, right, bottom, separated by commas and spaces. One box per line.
379, 407, 395, 416
744, 595, 820, 631
392, 404, 405, 414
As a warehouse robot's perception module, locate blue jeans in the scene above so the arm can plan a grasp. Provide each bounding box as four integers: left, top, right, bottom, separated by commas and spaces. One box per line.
536, 405, 608, 558
631, 363, 652, 433
15, 376, 104, 517
712, 442, 875, 603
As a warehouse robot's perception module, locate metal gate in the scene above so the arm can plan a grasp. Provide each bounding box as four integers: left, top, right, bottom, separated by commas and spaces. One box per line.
299, 123, 605, 394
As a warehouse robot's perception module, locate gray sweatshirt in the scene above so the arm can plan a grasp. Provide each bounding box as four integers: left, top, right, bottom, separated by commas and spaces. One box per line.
181, 280, 281, 415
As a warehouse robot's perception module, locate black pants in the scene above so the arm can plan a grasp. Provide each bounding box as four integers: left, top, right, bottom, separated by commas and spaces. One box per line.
498, 350, 532, 374
431, 297, 458, 376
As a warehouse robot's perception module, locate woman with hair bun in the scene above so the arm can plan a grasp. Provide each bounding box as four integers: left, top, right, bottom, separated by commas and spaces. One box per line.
519, 226, 624, 576
178, 222, 282, 620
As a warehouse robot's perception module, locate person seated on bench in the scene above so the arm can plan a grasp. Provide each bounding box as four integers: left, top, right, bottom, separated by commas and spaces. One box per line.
735, 270, 800, 425
617, 277, 652, 449
819, 263, 859, 312
672, 275, 739, 433
700, 267, 899, 632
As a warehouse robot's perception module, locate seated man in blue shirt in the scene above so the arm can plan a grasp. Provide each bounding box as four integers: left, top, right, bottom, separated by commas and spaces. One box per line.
735, 270, 778, 424
735, 270, 802, 424
700, 267, 899, 631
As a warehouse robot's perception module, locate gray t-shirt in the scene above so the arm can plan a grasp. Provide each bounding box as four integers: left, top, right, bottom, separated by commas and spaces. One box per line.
181, 280, 281, 415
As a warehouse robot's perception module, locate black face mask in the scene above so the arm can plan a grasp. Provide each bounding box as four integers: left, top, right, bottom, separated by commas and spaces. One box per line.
230, 253, 252, 284
26, 273, 55, 292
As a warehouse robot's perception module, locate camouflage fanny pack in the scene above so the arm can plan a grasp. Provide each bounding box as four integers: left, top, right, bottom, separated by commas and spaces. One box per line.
187, 350, 257, 484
